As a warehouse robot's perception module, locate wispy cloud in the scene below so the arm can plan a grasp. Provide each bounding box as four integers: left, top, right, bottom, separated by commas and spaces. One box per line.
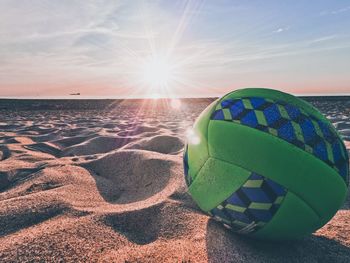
307, 35, 338, 44
320, 6, 350, 16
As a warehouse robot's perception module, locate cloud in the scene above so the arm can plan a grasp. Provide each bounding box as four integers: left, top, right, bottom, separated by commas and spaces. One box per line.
273, 27, 289, 33
308, 35, 338, 44
320, 6, 350, 16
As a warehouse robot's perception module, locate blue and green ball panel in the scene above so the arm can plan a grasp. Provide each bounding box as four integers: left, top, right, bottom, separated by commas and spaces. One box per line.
211, 97, 349, 185
209, 172, 287, 234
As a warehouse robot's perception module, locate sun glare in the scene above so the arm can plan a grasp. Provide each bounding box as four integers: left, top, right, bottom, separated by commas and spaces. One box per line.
140, 55, 176, 97
170, 99, 182, 109
143, 57, 172, 87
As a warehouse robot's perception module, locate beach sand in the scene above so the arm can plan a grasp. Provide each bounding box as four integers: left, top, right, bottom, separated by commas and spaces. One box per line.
0, 98, 349, 262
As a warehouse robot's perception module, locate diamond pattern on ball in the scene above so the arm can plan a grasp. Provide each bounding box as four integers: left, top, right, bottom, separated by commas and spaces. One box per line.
209, 172, 286, 234
211, 97, 349, 184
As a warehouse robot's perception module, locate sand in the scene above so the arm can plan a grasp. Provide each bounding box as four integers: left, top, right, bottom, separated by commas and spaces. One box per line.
0, 98, 349, 262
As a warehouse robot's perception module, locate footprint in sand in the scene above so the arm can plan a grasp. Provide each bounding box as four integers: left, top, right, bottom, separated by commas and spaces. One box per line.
82, 150, 182, 204
0, 164, 47, 192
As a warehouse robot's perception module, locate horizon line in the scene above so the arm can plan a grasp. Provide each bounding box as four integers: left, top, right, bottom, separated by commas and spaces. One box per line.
1, 93, 350, 100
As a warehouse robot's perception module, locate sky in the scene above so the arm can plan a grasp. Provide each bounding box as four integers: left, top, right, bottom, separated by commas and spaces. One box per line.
0, 0, 350, 98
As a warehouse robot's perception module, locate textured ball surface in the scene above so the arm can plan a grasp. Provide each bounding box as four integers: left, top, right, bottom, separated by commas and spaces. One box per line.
184, 88, 349, 240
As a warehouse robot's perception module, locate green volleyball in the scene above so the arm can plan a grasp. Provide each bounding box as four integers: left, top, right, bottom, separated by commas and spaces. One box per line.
183, 88, 349, 240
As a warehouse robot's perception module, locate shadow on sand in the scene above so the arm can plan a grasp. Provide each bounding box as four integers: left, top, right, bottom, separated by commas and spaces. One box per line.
81, 149, 177, 204
206, 219, 350, 263
341, 183, 350, 210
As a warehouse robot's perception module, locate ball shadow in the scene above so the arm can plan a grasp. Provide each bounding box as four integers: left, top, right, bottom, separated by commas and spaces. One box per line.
206, 219, 350, 263
341, 183, 350, 209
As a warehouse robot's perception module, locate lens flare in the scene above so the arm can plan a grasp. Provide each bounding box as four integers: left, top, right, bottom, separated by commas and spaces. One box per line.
170, 99, 182, 109
186, 128, 200, 145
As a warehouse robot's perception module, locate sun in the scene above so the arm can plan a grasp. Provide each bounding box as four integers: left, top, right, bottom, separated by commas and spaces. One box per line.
143, 57, 171, 87
141, 55, 175, 97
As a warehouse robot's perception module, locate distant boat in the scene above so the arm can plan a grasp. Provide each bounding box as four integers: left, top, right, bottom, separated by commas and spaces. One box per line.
69, 93, 80, 96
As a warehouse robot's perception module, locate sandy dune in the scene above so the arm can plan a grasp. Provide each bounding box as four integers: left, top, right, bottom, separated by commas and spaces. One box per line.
0, 98, 349, 262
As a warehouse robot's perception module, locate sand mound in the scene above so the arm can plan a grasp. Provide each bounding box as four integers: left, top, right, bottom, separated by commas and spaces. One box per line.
62, 136, 133, 156
30, 131, 61, 143
24, 142, 62, 157
117, 124, 159, 137
53, 135, 95, 147
61, 127, 93, 137
82, 150, 182, 204
124, 135, 184, 154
